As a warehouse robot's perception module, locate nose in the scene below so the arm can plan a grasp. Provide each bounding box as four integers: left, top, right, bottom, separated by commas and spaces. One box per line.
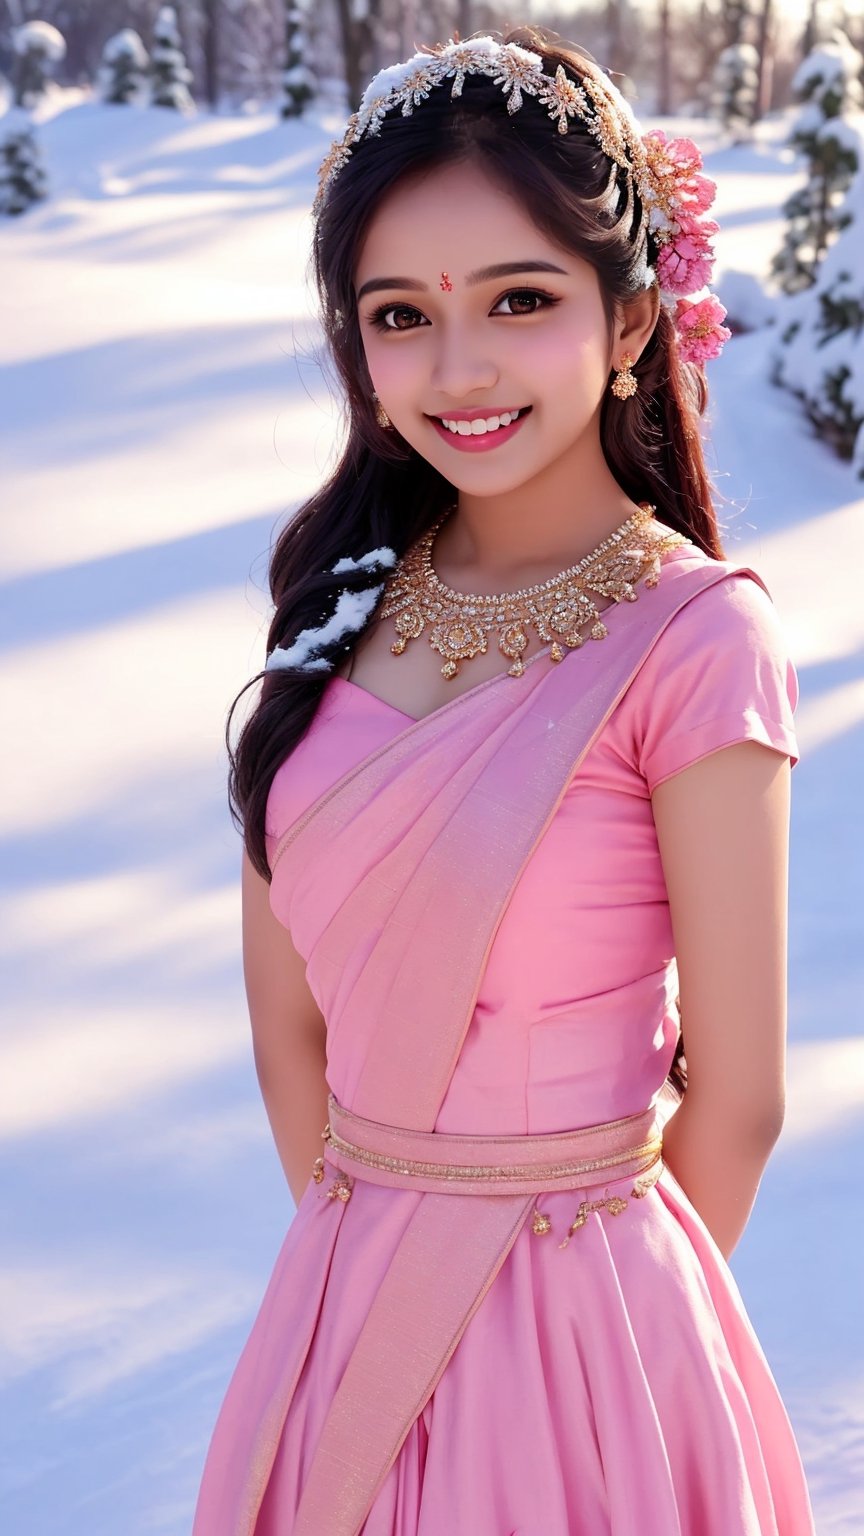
428, 320, 499, 402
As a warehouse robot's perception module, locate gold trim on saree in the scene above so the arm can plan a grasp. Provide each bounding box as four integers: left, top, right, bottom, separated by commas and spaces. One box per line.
324, 1122, 663, 1186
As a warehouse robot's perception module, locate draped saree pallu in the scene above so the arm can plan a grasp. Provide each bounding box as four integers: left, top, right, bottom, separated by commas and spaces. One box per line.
195, 550, 774, 1536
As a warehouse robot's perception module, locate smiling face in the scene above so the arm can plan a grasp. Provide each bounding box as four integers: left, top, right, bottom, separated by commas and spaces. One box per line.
354, 157, 654, 508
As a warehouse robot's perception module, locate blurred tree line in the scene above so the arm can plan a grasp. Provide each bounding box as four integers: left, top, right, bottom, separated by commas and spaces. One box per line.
1, 0, 862, 116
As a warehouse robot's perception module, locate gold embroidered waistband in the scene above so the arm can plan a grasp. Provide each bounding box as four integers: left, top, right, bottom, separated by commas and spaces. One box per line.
313, 1093, 665, 1246
324, 1123, 663, 1185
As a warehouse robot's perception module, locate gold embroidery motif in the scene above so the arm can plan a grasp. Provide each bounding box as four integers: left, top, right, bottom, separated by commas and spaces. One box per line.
558, 1192, 628, 1248
322, 1171, 354, 1203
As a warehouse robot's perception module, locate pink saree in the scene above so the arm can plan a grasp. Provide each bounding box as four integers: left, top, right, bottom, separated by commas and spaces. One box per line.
192, 546, 816, 1536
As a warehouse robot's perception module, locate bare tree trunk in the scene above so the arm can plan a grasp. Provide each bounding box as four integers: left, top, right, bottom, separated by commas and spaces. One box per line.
607, 0, 623, 75
335, 0, 394, 110
366, 0, 386, 75
334, 0, 370, 112
202, 0, 219, 109
400, 0, 419, 56
657, 0, 672, 114
721, 0, 748, 47
801, 0, 821, 56
457, 0, 473, 43
752, 0, 775, 121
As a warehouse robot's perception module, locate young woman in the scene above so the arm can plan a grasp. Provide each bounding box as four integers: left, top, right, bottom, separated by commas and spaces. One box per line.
193, 26, 816, 1536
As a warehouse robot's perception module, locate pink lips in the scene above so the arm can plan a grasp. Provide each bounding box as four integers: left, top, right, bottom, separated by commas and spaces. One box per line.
429, 408, 530, 453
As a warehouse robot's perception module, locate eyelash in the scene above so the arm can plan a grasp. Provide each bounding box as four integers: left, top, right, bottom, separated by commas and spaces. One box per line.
365, 288, 562, 332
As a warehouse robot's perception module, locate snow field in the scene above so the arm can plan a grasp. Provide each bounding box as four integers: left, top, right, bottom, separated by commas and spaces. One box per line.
0, 93, 861, 1534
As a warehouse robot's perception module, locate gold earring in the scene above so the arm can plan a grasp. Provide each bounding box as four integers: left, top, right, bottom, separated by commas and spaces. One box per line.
372, 391, 393, 429
610, 352, 638, 400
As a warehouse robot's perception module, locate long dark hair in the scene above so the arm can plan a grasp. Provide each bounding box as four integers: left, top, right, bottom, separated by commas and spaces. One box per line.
228, 25, 732, 1103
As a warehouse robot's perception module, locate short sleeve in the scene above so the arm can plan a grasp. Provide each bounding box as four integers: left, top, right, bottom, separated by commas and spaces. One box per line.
632, 571, 800, 795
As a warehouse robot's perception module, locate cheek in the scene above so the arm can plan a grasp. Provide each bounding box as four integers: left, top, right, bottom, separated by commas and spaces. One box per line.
363, 333, 421, 392
526, 314, 609, 385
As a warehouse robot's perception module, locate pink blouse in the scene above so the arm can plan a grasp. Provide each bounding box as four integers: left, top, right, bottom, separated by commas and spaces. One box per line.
265, 557, 800, 1138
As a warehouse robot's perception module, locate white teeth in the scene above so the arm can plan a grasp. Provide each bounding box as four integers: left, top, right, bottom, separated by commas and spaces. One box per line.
439, 408, 522, 435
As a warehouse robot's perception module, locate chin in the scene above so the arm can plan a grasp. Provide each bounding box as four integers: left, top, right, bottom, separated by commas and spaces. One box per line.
448, 463, 545, 495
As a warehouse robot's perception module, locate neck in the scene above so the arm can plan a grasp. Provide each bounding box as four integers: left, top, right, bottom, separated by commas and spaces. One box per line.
434, 440, 648, 591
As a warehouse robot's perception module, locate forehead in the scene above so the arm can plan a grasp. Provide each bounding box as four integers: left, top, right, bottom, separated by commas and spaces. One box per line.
355, 159, 556, 276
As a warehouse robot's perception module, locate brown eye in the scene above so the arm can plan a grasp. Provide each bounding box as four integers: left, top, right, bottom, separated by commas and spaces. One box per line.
368, 304, 426, 332
494, 289, 557, 316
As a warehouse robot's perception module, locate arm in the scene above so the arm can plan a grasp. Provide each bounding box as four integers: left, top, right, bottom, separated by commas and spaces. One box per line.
242, 847, 330, 1207
650, 738, 792, 1260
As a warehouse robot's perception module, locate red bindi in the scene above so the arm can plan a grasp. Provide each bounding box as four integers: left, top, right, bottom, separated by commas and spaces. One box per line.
439, 272, 453, 291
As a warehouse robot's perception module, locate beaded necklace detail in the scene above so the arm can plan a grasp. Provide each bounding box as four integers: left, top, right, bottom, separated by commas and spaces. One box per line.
378, 501, 691, 679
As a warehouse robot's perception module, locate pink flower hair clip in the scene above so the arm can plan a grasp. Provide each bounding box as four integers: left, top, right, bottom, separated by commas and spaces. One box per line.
638, 128, 731, 363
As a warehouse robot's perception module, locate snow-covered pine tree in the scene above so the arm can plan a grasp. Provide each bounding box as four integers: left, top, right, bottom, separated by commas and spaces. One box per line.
282, 3, 316, 118
150, 5, 195, 112
11, 20, 66, 109
710, 42, 760, 140
771, 129, 864, 475
770, 33, 864, 295
0, 108, 48, 215
99, 29, 150, 106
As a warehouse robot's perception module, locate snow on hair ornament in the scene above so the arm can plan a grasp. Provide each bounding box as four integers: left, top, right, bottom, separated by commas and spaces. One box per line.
314, 36, 731, 366
264, 547, 398, 674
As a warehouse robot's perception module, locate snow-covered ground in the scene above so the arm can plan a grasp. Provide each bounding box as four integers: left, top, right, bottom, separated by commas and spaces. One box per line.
1, 89, 862, 1536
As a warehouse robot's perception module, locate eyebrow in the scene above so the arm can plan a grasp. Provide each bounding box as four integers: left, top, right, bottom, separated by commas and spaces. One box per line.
355, 260, 569, 302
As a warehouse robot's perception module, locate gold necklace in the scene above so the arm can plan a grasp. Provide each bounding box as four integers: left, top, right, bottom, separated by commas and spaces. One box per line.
378, 501, 691, 679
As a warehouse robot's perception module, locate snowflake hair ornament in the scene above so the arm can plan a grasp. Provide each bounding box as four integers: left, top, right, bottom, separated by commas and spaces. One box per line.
314, 36, 731, 365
